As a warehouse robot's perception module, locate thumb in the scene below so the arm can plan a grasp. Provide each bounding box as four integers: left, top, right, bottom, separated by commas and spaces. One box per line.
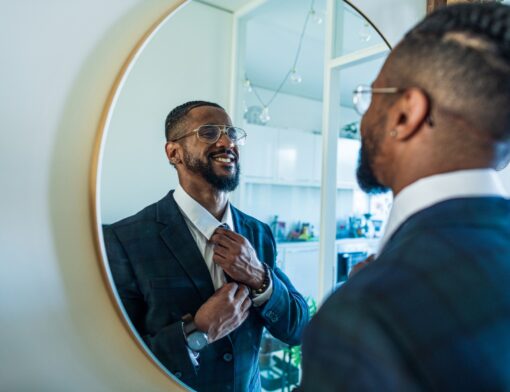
218, 282, 238, 296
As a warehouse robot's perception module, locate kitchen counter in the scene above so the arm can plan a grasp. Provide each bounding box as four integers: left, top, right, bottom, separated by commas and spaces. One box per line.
277, 237, 380, 253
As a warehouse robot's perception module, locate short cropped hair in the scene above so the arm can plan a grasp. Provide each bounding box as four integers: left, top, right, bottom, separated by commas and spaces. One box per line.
386, 2, 510, 141
165, 100, 224, 141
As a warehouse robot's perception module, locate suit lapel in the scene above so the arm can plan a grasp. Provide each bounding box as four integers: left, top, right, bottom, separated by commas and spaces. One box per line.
231, 205, 253, 245
157, 191, 215, 304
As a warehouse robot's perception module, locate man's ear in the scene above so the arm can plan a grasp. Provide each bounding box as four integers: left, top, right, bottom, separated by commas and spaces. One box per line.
165, 141, 182, 165
392, 88, 430, 141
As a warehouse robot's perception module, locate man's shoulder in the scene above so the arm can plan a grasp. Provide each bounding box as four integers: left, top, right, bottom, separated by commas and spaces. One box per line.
333, 200, 510, 324
395, 196, 510, 238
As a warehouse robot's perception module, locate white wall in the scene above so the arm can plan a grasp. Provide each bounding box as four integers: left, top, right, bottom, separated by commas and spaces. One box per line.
0, 1, 189, 391
100, 1, 233, 224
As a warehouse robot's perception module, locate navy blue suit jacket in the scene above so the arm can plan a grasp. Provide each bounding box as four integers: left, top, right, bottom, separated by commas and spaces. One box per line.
103, 191, 308, 392
301, 197, 510, 391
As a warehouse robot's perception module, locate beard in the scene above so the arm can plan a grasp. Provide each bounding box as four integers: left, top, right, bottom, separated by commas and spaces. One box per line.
356, 122, 390, 194
183, 148, 240, 192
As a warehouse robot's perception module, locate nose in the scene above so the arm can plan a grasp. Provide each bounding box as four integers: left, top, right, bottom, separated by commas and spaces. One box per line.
216, 130, 235, 148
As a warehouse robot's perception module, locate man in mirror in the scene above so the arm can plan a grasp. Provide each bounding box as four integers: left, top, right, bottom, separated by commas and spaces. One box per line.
300, 2, 510, 391
103, 101, 308, 392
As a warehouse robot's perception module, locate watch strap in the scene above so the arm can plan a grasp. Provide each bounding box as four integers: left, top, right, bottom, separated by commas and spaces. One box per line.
182, 313, 196, 336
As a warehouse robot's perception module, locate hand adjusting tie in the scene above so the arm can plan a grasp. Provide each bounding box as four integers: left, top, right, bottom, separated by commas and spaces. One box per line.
217, 223, 234, 283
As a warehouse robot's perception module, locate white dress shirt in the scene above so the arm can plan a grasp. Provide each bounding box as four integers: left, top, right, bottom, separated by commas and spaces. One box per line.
173, 185, 272, 305
377, 169, 509, 256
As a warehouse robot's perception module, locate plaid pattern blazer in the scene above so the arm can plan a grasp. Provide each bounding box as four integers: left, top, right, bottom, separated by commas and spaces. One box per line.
301, 197, 510, 391
103, 191, 308, 392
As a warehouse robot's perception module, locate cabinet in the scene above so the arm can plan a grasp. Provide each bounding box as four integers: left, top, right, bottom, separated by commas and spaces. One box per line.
279, 243, 320, 301
242, 124, 360, 189
337, 138, 360, 188
241, 124, 277, 180
276, 128, 315, 183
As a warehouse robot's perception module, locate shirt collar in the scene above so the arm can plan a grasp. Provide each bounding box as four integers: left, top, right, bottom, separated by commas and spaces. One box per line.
377, 169, 509, 255
173, 185, 234, 240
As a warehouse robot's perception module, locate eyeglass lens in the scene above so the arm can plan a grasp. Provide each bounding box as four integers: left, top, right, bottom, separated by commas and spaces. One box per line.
353, 86, 372, 116
197, 125, 246, 145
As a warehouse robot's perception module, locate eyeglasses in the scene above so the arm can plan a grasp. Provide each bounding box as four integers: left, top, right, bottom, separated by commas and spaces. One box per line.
170, 124, 247, 146
352, 85, 403, 115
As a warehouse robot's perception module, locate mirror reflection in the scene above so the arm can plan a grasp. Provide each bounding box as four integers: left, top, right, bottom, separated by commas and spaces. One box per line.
98, 0, 390, 390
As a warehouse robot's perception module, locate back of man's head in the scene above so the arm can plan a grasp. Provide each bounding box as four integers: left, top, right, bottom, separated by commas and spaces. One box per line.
385, 2, 510, 165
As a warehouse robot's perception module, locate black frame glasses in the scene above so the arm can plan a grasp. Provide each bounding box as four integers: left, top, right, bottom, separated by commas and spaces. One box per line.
170, 124, 247, 146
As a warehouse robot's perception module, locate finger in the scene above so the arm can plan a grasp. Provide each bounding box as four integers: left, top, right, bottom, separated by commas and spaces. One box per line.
365, 254, 376, 263
215, 228, 244, 243
212, 246, 229, 260
218, 282, 238, 297
211, 233, 237, 249
238, 306, 250, 324
240, 295, 252, 313
348, 261, 369, 278
234, 284, 250, 301
212, 253, 229, 270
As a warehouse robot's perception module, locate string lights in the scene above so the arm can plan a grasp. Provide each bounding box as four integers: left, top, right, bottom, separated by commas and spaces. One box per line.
243, 0, 323, 124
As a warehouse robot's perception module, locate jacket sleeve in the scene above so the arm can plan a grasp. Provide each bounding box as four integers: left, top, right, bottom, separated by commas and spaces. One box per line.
102, 225, 197, 378
254, 224, 309, 346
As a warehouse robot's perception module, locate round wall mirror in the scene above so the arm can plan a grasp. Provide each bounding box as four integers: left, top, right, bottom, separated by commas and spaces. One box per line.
92, 0, 391, 390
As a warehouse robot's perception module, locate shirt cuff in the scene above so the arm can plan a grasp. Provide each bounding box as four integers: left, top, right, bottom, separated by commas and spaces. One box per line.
252, 272, 273, 307
187, 347, 200, 367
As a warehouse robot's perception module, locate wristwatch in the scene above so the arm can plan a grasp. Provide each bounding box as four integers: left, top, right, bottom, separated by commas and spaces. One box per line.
182, 314, 209, 352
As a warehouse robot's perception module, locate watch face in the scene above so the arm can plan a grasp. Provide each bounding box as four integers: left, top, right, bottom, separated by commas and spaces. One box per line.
188, 331, 208, 351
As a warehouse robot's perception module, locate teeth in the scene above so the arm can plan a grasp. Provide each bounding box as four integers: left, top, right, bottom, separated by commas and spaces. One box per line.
214, 157, 232, 163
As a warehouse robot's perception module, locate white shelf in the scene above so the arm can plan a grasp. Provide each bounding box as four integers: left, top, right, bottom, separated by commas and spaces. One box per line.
243, 176, 360, 190
276, 237, 379, 251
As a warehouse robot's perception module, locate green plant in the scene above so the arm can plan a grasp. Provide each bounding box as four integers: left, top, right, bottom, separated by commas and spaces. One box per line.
339, 121, 360, 140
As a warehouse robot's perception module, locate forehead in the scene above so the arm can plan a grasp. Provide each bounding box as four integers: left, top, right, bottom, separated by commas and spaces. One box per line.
186, 106, 231, 127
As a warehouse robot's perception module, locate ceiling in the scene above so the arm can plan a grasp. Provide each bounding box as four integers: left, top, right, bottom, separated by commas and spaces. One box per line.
196, 0, 262, 12
242, 0, 389, 105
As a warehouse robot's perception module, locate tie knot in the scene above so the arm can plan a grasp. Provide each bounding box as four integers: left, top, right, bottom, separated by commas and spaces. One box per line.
219, 223, 231, 231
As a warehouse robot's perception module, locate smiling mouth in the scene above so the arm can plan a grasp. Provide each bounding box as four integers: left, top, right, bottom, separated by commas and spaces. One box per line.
210, 152, 237, 164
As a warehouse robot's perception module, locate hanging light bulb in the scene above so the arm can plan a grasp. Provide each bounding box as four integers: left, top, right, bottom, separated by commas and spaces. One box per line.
290, 68, 302, 84
359, 22, 372, 42
309, 8, 323, 25
243, 77, 253, 92
259, 106, 271, 123
242, 100, 248, 113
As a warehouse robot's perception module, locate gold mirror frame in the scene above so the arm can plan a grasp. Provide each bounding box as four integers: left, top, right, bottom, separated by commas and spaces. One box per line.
89, 0, 391, 387
89, 0, 188, 387
343, 1, 392, 48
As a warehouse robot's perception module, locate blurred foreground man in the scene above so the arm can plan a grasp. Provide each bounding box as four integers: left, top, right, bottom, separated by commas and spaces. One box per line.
301, 3, 510, 391
104, 101, 308, 392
